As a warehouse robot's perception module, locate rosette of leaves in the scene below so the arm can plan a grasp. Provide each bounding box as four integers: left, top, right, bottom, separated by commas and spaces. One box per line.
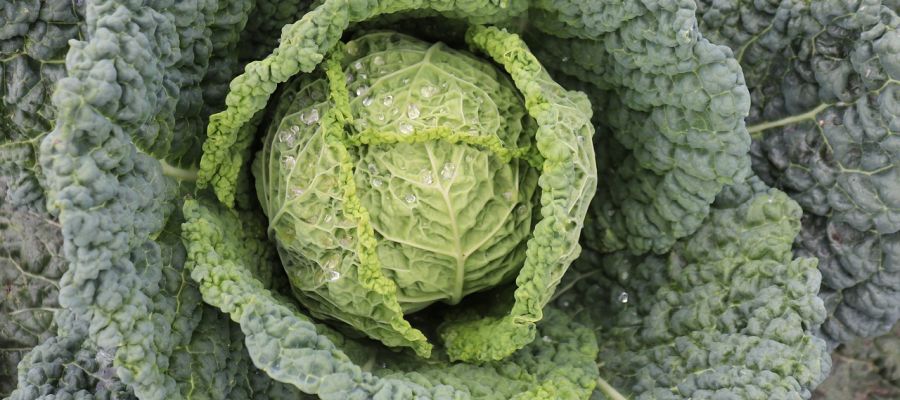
202, 16, 596, 366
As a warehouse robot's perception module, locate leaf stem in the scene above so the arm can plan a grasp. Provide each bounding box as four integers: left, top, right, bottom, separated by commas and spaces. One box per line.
160, 160, 199, 182
597, 376, 629, 400
747, 103, 831, 138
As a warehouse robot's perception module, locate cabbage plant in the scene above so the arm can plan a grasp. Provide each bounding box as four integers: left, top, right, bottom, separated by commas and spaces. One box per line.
2, 0, 841, 399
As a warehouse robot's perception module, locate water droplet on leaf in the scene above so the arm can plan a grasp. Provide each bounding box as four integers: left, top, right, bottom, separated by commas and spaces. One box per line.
420, 169, 433, 185
618, 291, 629, 304
356, 86, 369, 97
326, 269, 341, 282
302, 109, 319, 125
399, 123, 414, 134
383, 95, 394, 106
404, 194, 417, 204
279, 131, 296, 147
282, 156, 296, 169
362, 97, 373, 107
440, 163, 456, 180
420, 85, 437, 98
371, 178, 383, 187
516, 205, 528, 216
373, 55, 385, 65
407, 104, 420, 119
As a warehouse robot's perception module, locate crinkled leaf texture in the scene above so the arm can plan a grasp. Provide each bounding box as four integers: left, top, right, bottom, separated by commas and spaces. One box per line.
0, 0, 86, 211
523, 0, 753, 255
1, 0, 304, 398
696, 0, 900, 346
181, 197, 600, 400
0, 179, 66, 397
555, 178, 831, 399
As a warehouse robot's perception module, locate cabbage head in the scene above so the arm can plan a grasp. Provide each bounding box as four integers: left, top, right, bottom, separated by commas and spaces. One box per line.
201, 24, 597, 363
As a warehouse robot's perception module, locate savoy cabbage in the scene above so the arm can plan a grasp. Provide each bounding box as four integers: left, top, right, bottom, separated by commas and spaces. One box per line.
1, 0, 897, 399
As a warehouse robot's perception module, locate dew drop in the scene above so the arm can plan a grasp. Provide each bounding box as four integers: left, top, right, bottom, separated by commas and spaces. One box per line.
326, 269, 341, 282
382, 95, 394, 106
440, 163, 456, 180
617, 291, 629, 304
420, 85, 437, 98
420, 169, 434, 185
561, 56, 570, 62
516, 205, 528, 216
346, 42, 359, 56
355, 85, 369, 97
282, 156, 296, 169
402, 78, 410, 85
619, 271, 629, 282
376, 113, 385, 121
399, 122, 414, 134
279, 131, 296, 147
368, 163, 378, 173
373, 55, 385, 65
339, 235, 353, 247
353, 61, 363, 70
576, 135, 585, 143
371, 178, 383, 187
302, 109, 319, 125
291, 188, 305, 198
404, 193, 417, 204
358, 73, 368, 81
346, 74, 354, 84
503, 191, 513, 201
561, 300, 571, 308
362, 97, 373, 107
407, 104, 420, 119
541, 336, 553, 343
290, 125, 300, 134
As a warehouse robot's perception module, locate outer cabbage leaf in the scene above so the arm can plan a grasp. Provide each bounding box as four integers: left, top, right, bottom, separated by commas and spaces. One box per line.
5, 310, 135, 400
181, 197, 600, 400
556, 178, 830, 399
0, 178, 65, 397
0, 0, 86, 211
696, 0, 900, 345
22, 0, 254, 398
522, 0, 753, 255
813, 323, 900, 399
237, 0, 315, 62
